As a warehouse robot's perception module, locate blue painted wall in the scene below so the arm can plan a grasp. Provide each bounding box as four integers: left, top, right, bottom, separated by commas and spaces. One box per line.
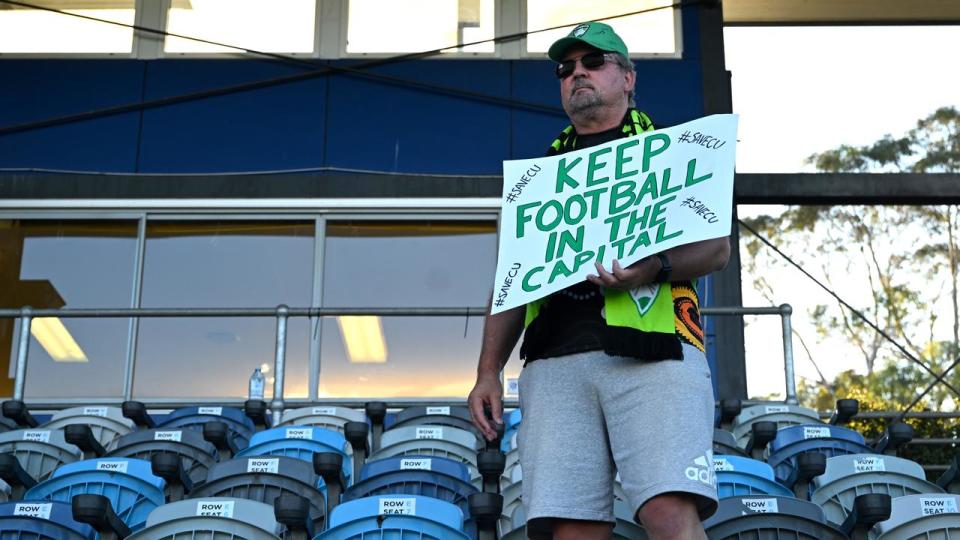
0, 7, 704, 174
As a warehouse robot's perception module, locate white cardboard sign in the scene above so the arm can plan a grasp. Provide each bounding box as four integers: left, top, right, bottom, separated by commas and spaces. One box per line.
492, 114, 737, 313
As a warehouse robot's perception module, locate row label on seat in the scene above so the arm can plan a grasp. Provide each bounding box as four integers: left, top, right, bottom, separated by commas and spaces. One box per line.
713, 458, 734, 471
14, 503, 52, 519
765, 405, 789, 413
401, 458, 433, 471
426, 407, 451, 415
286, 428, 313, 439
741, 498, 778, 514
802, 426, 831, 439
247, 458, 280, 474
379, 497, 417, 515
199, 407, 223, 416
853, 456, 885, 472
416, 427, 443, 439
22, 430, 50, 442
83, 407, 108, 417
196, 500, 235, 517
921, 497, 959, 515
154, 431, 183, 442
312, 407, 337, 416
97, 461, 129, 473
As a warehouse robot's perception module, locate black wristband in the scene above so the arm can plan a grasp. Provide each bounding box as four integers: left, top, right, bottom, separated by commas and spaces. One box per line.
654, 253, 672, 283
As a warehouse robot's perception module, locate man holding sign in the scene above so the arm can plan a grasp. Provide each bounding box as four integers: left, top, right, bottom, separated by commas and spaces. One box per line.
468, 22, 733, 540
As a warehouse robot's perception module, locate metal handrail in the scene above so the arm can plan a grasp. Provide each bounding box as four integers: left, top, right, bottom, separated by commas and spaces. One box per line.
0, 304, 798, 423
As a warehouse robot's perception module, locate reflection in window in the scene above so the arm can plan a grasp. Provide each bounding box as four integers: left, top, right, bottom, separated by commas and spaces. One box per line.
347, 0, 495, 54
320, 221, 516, 398
135, 221, 314, 399
0, 220, 137, 398
526, 0, 678, 56
0, 0, 135, 53
165, 0, 315, 53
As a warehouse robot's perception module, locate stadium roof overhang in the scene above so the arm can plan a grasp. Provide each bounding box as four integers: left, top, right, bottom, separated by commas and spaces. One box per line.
724, 0, 960, 25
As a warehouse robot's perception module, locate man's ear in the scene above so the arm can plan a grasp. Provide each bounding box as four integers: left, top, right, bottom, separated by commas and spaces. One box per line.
623, 69, 636, 95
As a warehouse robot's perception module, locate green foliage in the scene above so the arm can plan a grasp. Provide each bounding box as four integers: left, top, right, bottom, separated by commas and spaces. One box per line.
744, 107, 960, 474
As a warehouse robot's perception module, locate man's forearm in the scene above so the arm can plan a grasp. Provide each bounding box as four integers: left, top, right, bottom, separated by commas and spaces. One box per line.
662, 236, 731, 282
477, 299, 525, 376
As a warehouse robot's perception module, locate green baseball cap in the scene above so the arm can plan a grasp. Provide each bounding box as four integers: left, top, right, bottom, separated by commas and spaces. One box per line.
548, 22, 629, 62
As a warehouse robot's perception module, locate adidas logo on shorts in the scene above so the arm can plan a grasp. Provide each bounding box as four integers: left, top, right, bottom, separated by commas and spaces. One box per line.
684, 450, 716, 486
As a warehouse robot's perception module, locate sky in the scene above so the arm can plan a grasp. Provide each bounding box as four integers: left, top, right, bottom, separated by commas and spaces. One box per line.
724, 25, 960, 399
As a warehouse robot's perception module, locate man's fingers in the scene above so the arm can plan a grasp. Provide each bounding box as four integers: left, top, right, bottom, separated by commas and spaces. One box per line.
594, 262, 619, 287
468, 394, 494, 439
489, 396, 504, 427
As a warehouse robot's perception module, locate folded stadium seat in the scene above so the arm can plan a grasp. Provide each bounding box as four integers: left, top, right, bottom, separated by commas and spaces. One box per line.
187, 456, 327, 532
730, 403, 822, 448
0, 500, 96, 540
123, 497, 282, 539
0, 416, 18, 435
766, 424, 874, 488
713, 428, 747, 457
344, 455, 480, 538
369, 426, 483, 487
235, 425, 353, 488
869, 493, 960, 539
158, 406, 255, 453
703, 495, 846, 539
23, 458, 165, 531
387, 406, 483, 440
42, 407, 136, 449
810, 454, 946, 526
315, 494, 472, 539
714, 455, 793, 498
0, 429, 83, 487
500, 410, 522, 454
498, 498, 645, 540
105, 428, 219, 487
278, 405, 369, 444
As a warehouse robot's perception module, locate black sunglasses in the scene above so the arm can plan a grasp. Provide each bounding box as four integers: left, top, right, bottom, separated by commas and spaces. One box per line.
555, 51, 613, 80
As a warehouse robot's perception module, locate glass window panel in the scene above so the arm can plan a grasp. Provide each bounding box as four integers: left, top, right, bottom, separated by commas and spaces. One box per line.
165, 0, 316, 53
0, 0, 135, 53
320, 220, 518, 398
0, 220, 137, 399
526, 0, 677, 56
134, 221, 314, 399
346, 0, 495, 54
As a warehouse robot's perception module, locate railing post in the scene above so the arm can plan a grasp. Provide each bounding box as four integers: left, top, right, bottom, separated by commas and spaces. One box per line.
13, 307, 33, 401
780, 303, 798, 405
271, 305, 289, 426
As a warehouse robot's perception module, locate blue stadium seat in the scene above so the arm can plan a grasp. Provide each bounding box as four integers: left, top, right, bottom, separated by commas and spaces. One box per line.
23, 458, 165, 531
500, 410, 521, 453
766, 424, 873, 487
0, 500, 96, 540
158, 406, 255, 450
124, 498, 281, 539
870, 493, 960, 539
714, 455, 793, 498
187, 456, 326, 532
106, 428, 219, 486
811, 454, 945, 526
345, 456, 479, 538
316, 495, 471, 540
0, 429, 82, 483
42, 406, 135, 448
386, 406, 482, 440
730, 403, 821, 448
703, 495, 846, 539
235, 425, 352, 486
370, 425, 482, 487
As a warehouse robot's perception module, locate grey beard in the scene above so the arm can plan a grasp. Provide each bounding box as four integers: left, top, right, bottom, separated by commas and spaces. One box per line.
567, 89, 604, 121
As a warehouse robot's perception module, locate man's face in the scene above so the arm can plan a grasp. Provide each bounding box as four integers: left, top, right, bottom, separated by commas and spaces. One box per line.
558, 44, 634, 119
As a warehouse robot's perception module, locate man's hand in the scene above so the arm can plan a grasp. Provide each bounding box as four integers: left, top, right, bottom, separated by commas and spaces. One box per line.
468, 371, 504, 442
586, 258, 658, 290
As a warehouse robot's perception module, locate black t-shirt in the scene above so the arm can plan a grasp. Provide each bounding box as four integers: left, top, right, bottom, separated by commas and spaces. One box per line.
519, 125, 683, 364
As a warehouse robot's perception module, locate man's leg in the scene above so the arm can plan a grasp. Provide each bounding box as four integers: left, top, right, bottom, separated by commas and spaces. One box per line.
637, 493, 707, 540
553, 519, 614, 540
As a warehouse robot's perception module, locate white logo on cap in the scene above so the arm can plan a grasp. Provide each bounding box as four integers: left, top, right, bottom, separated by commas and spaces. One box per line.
572, 24, 589, 37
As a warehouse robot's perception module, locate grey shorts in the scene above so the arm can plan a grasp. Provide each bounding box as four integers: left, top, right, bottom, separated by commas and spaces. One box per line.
517, 344, 719, 525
